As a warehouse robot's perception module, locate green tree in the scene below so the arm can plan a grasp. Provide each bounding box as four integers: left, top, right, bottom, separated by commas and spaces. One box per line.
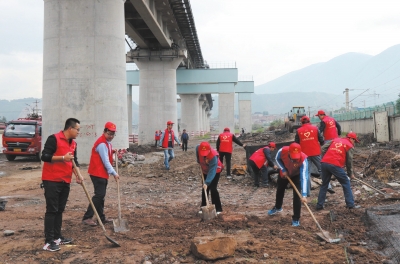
0, 116, 7, 122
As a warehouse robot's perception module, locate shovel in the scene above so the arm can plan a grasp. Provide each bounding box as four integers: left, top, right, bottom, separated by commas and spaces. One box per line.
72, 161, 121, 247
286, 176, 340, 243
353, 178, 393, 199
113, 152, 130, 232
199, 168, 217, 221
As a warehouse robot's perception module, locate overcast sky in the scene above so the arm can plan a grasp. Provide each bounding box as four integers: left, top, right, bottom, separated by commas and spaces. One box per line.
1, 0, 400, 100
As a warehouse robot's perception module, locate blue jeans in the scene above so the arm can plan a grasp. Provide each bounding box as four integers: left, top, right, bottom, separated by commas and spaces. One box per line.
164, 149, 174, 169
317, 162, 355, 208
308, 155, 332, 195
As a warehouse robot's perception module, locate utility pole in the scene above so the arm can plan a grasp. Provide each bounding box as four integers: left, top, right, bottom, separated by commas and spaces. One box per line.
308, 106, 311, 117
343, 88, 350, 111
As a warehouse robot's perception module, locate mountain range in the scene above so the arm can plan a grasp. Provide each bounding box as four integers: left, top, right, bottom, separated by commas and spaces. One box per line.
2, 44, 400, 120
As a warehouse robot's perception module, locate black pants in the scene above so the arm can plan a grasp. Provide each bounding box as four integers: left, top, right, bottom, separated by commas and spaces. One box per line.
43, 180, 70, 243
249, 160, 269, 186
182, 139, 188, 151
201, 173, 222, 212
219, 152, 232, 176
274, 174, 302, 221
83, 176, 108, 222
154, 140, 158, 147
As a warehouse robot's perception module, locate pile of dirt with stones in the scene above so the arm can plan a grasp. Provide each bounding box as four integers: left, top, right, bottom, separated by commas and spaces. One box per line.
354, 149, 400, 182
239, 130, 294, 145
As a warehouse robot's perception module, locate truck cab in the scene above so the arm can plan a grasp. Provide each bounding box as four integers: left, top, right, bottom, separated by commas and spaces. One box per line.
1, 118, 42, 161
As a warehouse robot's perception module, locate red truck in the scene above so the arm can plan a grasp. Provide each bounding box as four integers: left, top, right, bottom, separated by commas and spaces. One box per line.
1, 116, 42, 161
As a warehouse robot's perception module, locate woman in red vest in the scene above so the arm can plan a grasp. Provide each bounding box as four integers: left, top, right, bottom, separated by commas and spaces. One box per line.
41, 118, 81, 252
82, 122, 120, 226
196, 141, 224, 213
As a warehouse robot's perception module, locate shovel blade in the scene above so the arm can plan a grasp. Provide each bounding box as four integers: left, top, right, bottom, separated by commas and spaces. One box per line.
200, 204, 217, 221
317, 231, 341, 243
113, 218, 130, 233
105, 234, 121, 247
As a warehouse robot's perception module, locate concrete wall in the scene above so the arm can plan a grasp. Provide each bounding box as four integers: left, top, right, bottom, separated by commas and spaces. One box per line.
332, 115, 400, 141
337, 119, 374, 134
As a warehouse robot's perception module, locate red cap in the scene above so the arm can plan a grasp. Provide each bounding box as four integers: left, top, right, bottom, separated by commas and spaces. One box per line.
315, 110, 326, 116
268, 142, 276, 148
199, 142, 211, 156
224, 127, 230, 132
289, 143, 301, 159
167, 121, 174, 125
347, 132, 360, 143
300, 116, 310, 123
105, 122, 117, 132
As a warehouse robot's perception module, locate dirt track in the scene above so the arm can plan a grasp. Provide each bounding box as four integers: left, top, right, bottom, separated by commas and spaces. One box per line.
1, 136, 400, 263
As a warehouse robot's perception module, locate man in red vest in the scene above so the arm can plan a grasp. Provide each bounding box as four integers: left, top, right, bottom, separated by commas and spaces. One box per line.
82, 122, 120, 226
159, 121, 181, 170
249, 142, 278, 187
216, 127, 246, 179
315, 110, 341, 141
41, 118, 81, 252
196, 141, 224, 214
154, 130, 161, 147
268, 143, 309, 227
295, 116, 334, 194
316, 132, 361, 210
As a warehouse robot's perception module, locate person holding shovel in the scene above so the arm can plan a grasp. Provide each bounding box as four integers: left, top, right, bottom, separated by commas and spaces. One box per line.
41, 118, 81, 251
316, 132, 361, 210
82, 122, 120, 226
249, 142, 278, 187
159, 121, 181, 170
268, 143, 309, 227
196, 141, 224, 214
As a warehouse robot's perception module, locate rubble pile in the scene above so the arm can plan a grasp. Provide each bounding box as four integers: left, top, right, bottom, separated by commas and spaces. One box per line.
238, 130, 294, 145
358, 149, 400, 182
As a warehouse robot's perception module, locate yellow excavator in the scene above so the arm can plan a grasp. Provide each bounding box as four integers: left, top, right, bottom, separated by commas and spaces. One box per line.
285, 106, 306, 133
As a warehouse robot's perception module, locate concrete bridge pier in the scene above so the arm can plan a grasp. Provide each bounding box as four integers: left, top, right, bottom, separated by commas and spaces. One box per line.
206, 111, 212, 132
239, 93, 252, 133
127, 84, 133, 135
219, 93, 235, 133
42, 0, 128, 164
180, 94, 201, 134
133, 52, 184, 144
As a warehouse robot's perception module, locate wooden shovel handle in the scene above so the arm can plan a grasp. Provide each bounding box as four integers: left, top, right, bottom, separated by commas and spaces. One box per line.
115, 152, 122, 221
286, 176, 326, 234
200, 166, 210, 207
72, 160, 107, 233
353, 178, 386, 195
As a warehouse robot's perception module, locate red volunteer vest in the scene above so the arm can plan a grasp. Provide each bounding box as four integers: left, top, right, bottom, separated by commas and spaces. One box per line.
42, 131, 77, 183
297, 123, 321, 156
162, 129, 175, 148
198, 148, 223, 174
322, 116, 338, 140
280, 146, 307, 177
249, 147, 271, 169
219, 132, 233, 153
321, 138, 353, 167
88, 135, 113, 179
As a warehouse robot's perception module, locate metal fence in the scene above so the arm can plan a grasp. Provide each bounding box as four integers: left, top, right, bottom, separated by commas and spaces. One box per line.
310, 101, 398, 123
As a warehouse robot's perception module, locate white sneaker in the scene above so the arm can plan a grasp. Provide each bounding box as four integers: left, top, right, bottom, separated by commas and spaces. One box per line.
216, 212, 222, 215
198, 210, 202, 214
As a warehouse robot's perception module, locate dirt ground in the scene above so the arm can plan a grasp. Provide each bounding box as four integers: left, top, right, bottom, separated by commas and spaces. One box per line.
1, 133, 400, 264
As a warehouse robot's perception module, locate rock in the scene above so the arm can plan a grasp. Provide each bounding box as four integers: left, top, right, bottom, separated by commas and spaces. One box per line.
263, 253, 269, 258
387, 182, 400, 187
391, 155, 400, 168
127, 164, 135, 174
381, 188, 396, 194
4, 230, 14, 236
354, 190, 361, 195
146, 174, 156, 178
347, 246, 369, 255
190, 236, 237, 260
143, 261, 152, 264
361, 185, 373, 192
